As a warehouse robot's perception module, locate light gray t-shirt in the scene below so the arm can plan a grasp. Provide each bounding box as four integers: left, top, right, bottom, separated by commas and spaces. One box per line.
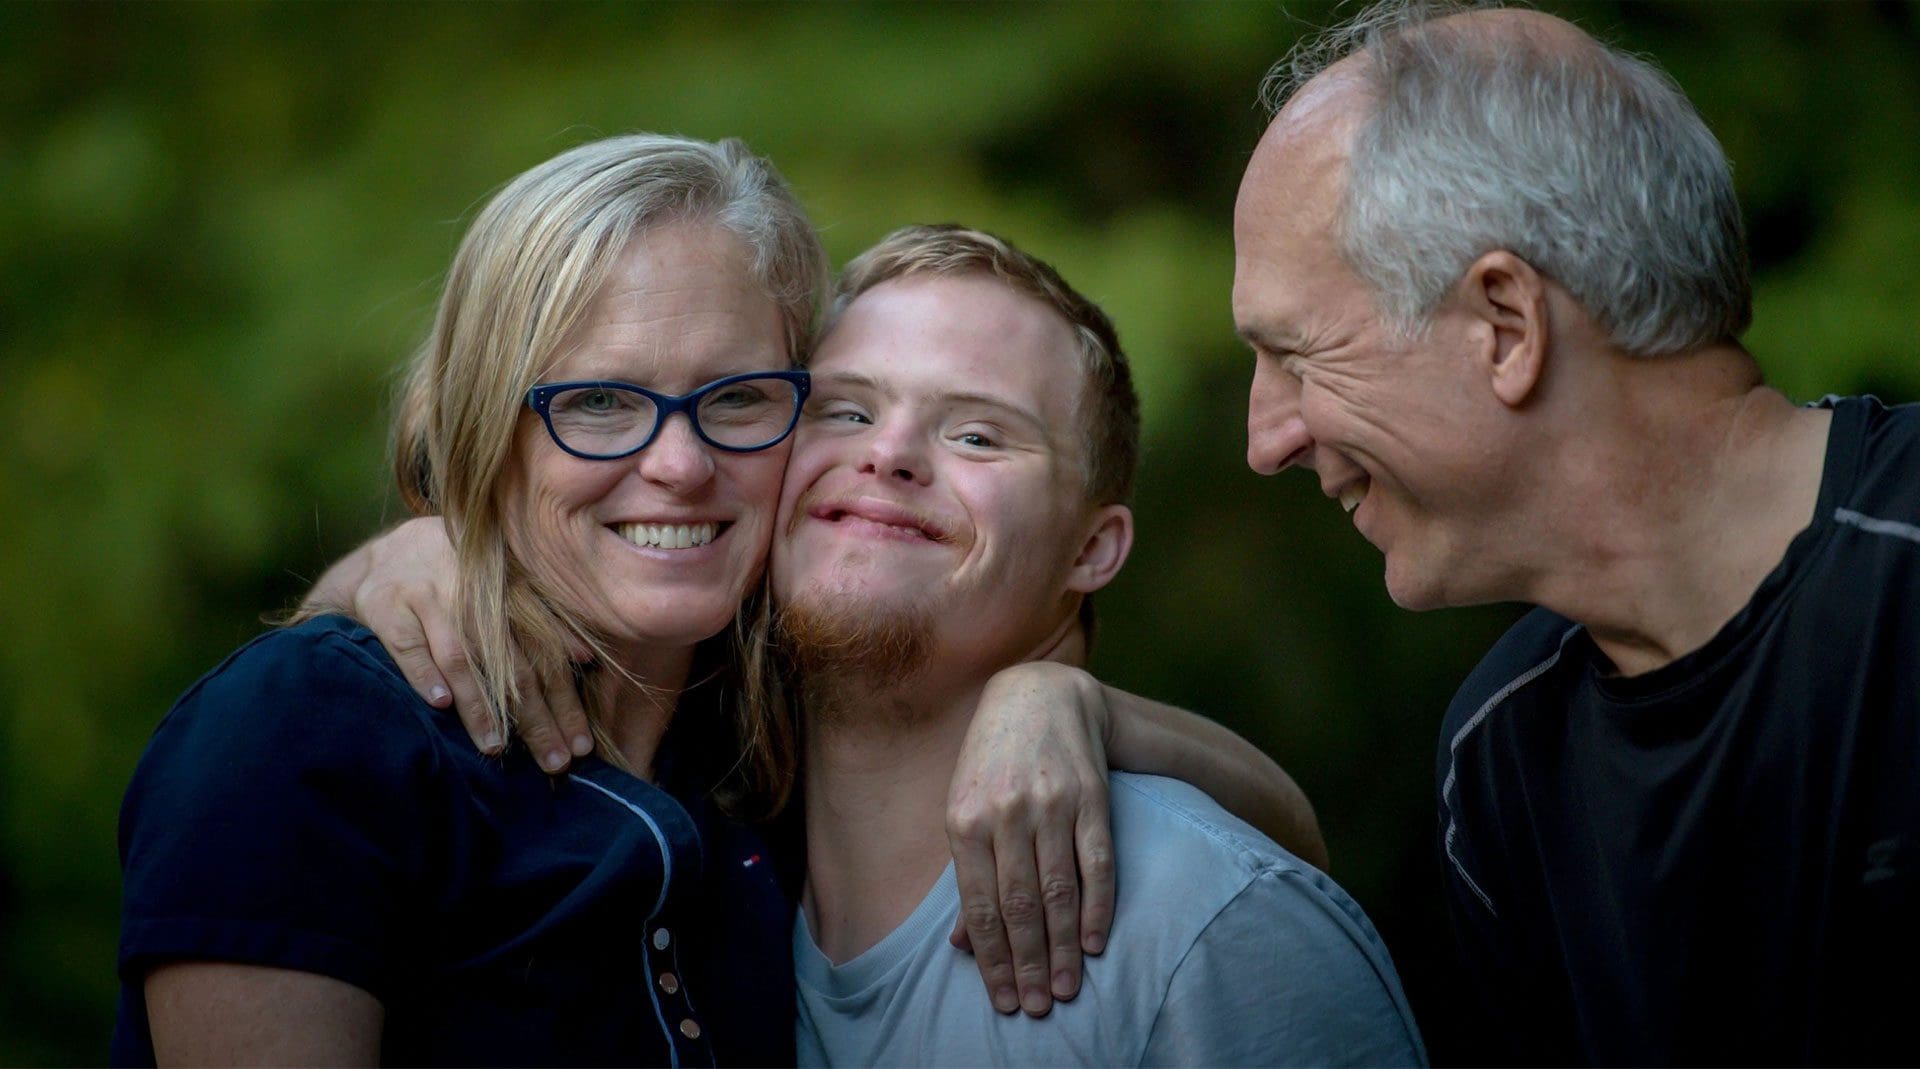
795, 772, 1427, 1067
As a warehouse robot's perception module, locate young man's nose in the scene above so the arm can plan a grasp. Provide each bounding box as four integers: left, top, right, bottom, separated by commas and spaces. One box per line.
859, 424, 932, 486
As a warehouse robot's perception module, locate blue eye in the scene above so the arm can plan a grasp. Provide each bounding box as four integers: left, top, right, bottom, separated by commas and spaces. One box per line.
957, 431, 995, 448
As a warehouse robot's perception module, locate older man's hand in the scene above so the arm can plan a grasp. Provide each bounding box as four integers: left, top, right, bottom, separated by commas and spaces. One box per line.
946, 661, 1115, 1018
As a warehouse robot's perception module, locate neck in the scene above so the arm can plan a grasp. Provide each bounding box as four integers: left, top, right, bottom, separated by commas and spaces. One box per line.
591, 643, 696, 779
1519, 344, 1831, 675
801, 669, 983, 964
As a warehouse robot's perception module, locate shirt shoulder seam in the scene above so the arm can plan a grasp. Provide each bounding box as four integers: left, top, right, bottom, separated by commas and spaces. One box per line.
1439, 623, 1581, 918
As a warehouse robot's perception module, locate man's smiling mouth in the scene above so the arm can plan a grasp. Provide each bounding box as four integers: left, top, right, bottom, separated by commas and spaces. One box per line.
821, 510, 940, 541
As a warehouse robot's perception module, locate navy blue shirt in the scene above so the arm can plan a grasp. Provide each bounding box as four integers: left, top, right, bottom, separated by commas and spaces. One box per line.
1437, 396, 1920, 1065
115, 615, 795, 1067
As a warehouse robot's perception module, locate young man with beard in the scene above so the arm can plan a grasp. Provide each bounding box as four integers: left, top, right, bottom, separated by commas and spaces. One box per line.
774, 225, 1423, 1065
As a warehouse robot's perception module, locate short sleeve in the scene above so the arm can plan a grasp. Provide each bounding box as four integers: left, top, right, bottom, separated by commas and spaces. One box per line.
1141, 868, 1429, 1067
117, 618, 447, 1001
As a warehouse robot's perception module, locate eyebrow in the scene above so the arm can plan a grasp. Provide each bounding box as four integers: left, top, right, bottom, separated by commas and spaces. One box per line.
812, 370, 1052, 436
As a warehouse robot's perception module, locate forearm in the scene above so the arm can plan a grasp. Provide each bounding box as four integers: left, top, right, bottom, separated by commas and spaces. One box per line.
1099, 681, 1328, 871
146, 962, 383, 1066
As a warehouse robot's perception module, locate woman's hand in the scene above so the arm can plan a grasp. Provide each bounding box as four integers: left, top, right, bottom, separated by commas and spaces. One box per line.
946, 661, 1115, 1018
303, 517, 592, 772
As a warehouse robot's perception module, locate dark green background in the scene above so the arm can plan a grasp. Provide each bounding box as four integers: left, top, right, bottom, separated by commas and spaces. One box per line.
3, 2, 1916, 1062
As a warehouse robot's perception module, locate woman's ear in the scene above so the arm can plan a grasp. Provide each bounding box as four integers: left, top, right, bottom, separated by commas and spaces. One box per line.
1459, 250, 1550, 408
1067, 504, 1134, 595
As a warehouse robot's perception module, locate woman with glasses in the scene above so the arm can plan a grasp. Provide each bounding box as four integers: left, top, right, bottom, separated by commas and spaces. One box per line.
116, 134, 831, 1066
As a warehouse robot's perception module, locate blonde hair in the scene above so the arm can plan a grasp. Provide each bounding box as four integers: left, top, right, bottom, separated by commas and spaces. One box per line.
393, 133, 825, 816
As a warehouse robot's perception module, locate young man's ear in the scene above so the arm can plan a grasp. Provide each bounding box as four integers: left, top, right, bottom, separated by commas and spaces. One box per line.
1067, 504, 1133, 595
1459, 249, 1549, 408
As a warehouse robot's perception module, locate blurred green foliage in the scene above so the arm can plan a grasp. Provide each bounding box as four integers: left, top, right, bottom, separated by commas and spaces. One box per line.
2, 2, 1915, 1063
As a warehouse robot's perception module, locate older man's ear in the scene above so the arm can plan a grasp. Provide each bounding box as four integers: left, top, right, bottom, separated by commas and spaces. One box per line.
1067, 504, 1134, 596
1459, 250, 1551, 410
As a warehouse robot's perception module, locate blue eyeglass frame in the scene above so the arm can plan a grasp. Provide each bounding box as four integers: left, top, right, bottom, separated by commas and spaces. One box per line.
524, 369, 812, 460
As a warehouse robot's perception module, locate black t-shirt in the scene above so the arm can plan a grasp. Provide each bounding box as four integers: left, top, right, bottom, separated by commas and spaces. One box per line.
1437, 396, 1920, 1066
116, 615, 796, 1067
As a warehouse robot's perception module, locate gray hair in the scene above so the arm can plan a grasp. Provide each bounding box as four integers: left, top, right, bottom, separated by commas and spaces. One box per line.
1262, 0, 1751, 356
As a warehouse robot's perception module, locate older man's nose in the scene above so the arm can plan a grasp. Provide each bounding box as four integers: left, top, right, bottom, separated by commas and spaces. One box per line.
1248, 415, 1314, 475
637, 413, 717, 491
1246, 367, 1314, 475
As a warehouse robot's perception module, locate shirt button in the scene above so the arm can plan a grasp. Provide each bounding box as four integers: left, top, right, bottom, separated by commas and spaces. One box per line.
659, 972, 680, 994
652, 928, 670, 950
679, 1018, 702, 1040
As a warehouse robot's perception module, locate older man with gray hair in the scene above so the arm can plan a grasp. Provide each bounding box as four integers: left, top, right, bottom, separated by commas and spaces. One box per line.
1234, 0, 1919, 1063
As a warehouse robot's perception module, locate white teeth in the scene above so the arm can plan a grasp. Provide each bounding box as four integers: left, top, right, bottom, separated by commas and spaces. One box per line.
1339, 482, 1367, 514
617, 522, 718, 549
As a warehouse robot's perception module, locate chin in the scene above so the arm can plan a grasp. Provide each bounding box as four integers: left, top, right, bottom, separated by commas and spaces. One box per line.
601, 600, 740, 652
785, 574, 915, 622
1381, 557, 1449, 613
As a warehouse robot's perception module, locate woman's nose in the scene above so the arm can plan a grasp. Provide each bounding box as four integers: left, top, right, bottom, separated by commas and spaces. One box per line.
636, 413, 717, 491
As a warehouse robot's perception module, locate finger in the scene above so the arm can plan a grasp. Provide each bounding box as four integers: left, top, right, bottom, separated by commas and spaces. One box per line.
949, 822, 1020, 1014
538, 657, 592, 759
1074, 790, 1116, 956
1035, 819, 1083, 1001
364, 600, 454, 711
991, 827, 1053, 1018
947, 916, 973, 953
419, 615, 497, 755
509, 646, 571, 775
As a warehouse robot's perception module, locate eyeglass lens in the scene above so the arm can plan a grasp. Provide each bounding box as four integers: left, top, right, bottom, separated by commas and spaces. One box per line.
545, 376, 801, 456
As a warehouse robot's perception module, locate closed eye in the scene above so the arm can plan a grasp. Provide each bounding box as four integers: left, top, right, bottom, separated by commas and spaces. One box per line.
809, 402, 872, 425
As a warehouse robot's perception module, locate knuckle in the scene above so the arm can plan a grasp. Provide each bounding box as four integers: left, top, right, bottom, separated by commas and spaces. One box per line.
1030, 788, 1069, 819
961, 902, 1005, 935
1080, 850, 1115, 882
998, 891, 1043, 926
1040, 876, 1079, 910
390, 635, 432, 658
1015, 959, 1052, 985
947, 812, 991, 843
